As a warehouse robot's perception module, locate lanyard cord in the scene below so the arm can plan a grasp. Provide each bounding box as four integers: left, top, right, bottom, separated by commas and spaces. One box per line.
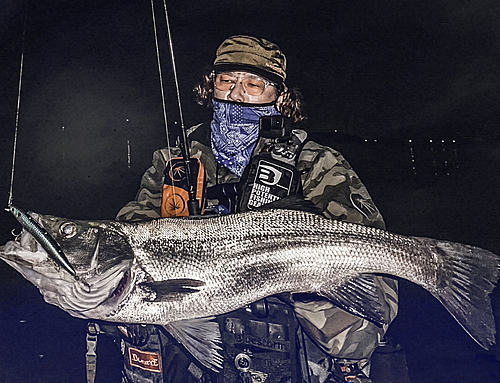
8, 10, 27, 208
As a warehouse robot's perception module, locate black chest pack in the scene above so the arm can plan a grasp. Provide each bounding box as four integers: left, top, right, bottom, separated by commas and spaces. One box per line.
191, 116, 307, 216
103, 118, 310, 383
238, 116, 307, 212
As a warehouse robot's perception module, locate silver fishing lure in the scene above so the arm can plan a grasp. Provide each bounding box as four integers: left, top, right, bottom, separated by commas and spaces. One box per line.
6, 205, 78, 278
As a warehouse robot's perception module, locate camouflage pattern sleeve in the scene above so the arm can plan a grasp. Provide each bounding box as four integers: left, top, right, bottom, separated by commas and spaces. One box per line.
298, 140, 386, 230
294, 140, 399, 360
115, 147, 182, 222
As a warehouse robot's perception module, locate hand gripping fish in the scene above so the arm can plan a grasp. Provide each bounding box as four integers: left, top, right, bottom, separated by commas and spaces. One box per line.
0, 207, 499, 371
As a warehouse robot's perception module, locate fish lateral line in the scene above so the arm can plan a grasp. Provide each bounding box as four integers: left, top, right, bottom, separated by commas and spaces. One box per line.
5, 205, 78, 279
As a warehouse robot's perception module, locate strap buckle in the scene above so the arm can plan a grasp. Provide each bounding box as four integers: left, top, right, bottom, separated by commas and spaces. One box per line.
86, 322, 101, 383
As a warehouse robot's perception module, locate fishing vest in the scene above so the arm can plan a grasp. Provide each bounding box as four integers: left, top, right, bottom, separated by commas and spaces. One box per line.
206, 129, 307, 214
91, 125, 311, 383
216, 296, 307, 383
93, 323, 215, 383
93, 299, 306, 383
202, 129, 310, 383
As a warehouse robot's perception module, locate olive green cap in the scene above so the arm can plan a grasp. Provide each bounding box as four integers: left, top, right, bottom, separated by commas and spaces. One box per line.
214, 35, 287, 85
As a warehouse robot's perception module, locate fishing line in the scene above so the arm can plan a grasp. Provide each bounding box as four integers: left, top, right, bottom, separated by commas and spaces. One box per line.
150, 0, 200, 215
8, 9, 28, 208
160, 0, 188, 151
5, 12, 82, 283
150, 0, 172, 152
161, 0, 199, 215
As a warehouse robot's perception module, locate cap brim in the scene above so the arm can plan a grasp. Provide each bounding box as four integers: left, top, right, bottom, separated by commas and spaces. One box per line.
214, 63, 283, 86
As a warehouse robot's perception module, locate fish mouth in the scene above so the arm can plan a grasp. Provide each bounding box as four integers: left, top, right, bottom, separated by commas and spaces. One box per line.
1, 213, 67, 274
0, 230, 52, 271
0, 221, 134, 320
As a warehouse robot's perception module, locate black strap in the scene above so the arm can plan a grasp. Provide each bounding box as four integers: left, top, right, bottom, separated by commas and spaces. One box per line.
86, 322, 100, 383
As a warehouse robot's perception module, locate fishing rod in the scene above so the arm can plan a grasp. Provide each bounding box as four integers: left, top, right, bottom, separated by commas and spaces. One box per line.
6, 9, 78, 279
150, 0, 201, 216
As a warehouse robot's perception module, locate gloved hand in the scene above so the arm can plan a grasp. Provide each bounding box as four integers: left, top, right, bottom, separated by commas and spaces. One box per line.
126, 324, 152, 347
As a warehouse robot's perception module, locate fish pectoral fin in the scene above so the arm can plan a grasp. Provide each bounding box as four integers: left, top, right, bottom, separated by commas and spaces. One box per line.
164, 317, 223, 372
320, 274, 388, 326
140, 279, 205, 302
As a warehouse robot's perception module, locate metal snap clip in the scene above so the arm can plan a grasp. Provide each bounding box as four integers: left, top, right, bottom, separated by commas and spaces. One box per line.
234, 353, 252, 372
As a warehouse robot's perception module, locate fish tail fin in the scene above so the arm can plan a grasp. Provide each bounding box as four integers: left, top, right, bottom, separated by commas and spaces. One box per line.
415, 237, 500, 349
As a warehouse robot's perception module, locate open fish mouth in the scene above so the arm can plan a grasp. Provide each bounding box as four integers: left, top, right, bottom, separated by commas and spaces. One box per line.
1, 231, 53, 273
0, 224, 134, 319
0, 212, 71, 277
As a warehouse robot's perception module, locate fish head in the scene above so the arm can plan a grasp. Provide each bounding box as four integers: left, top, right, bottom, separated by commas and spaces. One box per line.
0, 212, 135, 320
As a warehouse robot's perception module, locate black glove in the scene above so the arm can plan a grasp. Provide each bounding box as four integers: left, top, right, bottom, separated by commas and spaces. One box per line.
126, 324, 153, 347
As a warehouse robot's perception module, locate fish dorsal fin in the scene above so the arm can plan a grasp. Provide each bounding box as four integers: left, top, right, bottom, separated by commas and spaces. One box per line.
164, 317, 223, 372
140, 279, 205, 301
319, 274, 388, 326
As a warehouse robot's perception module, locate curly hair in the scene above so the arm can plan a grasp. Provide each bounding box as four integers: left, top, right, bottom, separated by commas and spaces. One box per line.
275, 84, 307, 123
194, 70, 215, 106
194, 70, 307, 124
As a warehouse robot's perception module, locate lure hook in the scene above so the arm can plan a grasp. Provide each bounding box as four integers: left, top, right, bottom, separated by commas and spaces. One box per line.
6, 205, 78, 279
11, 228, 22, 242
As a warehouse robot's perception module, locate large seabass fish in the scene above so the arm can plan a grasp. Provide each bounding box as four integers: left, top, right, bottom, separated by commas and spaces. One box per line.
1, 205, 499, 370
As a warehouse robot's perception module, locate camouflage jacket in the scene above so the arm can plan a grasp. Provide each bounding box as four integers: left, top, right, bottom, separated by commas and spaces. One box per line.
116, 123, 385, 229
116, 123, 397, 361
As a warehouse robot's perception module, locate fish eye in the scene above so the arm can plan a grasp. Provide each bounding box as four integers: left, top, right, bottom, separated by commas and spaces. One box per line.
59, 222, 77, 238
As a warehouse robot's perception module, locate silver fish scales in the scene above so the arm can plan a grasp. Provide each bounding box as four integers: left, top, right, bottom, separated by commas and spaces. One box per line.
0, 207, 499, 371
120, 211, 396, 321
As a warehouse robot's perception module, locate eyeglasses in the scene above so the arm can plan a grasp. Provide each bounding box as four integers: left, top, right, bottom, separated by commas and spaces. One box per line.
214, 72, 277, 96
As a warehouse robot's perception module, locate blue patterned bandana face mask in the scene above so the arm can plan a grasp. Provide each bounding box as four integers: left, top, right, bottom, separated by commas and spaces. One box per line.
211, 100, 280, 177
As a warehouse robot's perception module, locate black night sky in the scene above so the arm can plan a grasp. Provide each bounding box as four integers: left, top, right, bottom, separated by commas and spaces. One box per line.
1, 0, 499, 218
1, 1, 500, 382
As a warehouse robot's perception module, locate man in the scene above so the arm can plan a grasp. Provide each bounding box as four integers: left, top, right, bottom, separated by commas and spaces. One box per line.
107, 35, 399, 383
